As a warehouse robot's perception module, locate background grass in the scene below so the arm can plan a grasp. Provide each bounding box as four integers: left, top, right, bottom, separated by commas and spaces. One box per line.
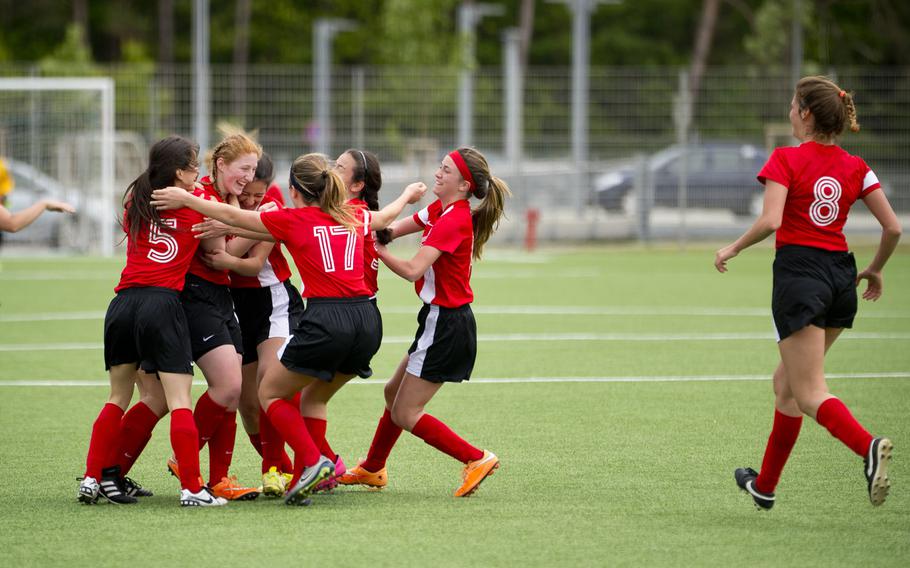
0, 243, 908, 567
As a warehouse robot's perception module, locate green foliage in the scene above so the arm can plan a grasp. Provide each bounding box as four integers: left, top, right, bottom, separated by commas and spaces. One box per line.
38, 24, 99, 76
379, 0, 459, 66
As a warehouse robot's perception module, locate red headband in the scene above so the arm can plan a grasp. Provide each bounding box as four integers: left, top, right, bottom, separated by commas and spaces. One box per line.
448, 150, 475, 192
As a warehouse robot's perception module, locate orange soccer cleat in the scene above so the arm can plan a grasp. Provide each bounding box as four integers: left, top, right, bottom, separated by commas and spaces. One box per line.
454, 450, 499, 497
210, 475, 261, 501
337, 462, 387, 489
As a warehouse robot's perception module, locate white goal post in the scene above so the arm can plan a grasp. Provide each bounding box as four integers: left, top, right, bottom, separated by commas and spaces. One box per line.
0, 77, 115, 256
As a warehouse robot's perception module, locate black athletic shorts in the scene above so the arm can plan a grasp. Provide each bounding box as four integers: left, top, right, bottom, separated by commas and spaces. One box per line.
104, 287, 194, 374
231, 280, 305, 365
180, 273, 243, 360
772, 245, 858, 341
406, 303, 477, 383
278, 296, 382, 382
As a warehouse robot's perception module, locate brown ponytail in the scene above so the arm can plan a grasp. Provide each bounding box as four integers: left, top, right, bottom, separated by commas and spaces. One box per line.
454, 147, 512, 260
289, 154, 359, 231
795, 75, 860, 138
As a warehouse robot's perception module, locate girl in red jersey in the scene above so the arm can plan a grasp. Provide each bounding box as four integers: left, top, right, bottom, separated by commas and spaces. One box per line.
78, 136, 226, 507
200, 153, 302, 496
338, 147, 510, 498
294, 148, 425, 491
166, 128, 263, 501
152, 153, 390, 506
715, 76, 902, 510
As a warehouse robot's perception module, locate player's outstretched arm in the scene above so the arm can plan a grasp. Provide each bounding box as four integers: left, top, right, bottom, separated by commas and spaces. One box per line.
371, 182, 427, 230
377, 243, 442, 282
715, 181, 787, 273
856, 189, 902, 301
0, 199, 75, 233
151, 187, 268, 234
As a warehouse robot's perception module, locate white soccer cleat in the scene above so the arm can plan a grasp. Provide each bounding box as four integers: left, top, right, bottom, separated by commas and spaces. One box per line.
180, 487, 228, 507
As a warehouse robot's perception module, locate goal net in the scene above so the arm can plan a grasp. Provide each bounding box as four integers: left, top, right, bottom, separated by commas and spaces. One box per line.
0, 78, 115, 256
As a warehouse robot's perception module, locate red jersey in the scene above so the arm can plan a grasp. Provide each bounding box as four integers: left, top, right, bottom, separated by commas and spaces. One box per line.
349, 198, 379, 296
265, 183, 285, 206
187, 176, 231, 285
260, 206, 371, 298
115, 205, 205, 292
758, 141, 881, 251
229, 194, 293, 288
413, 199, 474, 308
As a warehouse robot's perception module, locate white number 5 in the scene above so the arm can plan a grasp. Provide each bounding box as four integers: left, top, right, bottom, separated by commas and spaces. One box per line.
313, 225, 356, 272
148, 218, 179, 264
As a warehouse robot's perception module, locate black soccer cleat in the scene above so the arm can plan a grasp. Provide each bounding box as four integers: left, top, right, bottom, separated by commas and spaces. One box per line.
734, 467, 775, 510
122, 476, 153, 498
864, 437, 893, 507
98, 466, 138, 505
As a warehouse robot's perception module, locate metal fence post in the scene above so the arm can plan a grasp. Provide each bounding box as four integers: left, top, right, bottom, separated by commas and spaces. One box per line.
674, 69, 691, 249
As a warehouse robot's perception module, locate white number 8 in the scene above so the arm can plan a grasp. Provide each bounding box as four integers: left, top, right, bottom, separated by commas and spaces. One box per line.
147, 218, 179, 263
809, 176, 841, 227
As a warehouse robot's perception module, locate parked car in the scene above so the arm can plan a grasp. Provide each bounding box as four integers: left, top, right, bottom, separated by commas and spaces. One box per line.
593, 142, 769, 216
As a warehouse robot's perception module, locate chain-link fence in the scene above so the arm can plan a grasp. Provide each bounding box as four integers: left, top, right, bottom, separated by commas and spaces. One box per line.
2, 64, 908, 247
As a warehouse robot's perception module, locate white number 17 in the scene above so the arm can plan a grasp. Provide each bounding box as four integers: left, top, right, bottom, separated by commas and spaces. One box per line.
313, 225, 356, 272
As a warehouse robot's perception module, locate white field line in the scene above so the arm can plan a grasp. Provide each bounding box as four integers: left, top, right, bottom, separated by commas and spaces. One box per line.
3, 371, 908, 387
3, 305, 909, 323
2, 332, 909, 353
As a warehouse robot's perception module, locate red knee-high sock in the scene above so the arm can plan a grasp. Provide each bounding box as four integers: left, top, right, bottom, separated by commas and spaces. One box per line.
291, 391, 302, 410
112, 402, 162, 477
266, 399, 321, 485
193, 391, 227, 450
754, 410, 803, 494
208, 410, 237, 485
815, 397, 874, 457
248, 432, 263, 457
411, 414, 484, 464
170, 408, 202, 493
304, 416, 336, 462
361, 408, 403, 472
84, 403, 124, 480
259, 407, 295, 474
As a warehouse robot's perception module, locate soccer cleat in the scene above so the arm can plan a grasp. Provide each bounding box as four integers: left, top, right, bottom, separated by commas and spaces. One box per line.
78, 476, 100, 504
865, 437, 893, 507
261, 467, 285, 498
314, 455, 347, 493
454, 450, 500, 497
180, 487, 228, 507
166, 456, 180, 479
281, 472, 294, 489
284, 456, 334, 506
210, 475, 261, 501
337, 462, 387, 489
734, 467, 775, 510
122, 476, 153, 497
98, 466, 138, 505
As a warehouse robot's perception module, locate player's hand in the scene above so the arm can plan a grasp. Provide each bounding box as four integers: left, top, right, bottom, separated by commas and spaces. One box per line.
257, 201, 278, 213
43, 199, 76, 214
201, 249, 233, 270
856, 268, 883, 301
714, 244, 738, 273
192, 218, 232, 239
151, 187, 189, 210
403, 182, 427, 204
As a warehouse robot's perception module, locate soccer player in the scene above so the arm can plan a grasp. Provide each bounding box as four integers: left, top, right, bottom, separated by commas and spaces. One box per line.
715, 76, 901, 510
151, 153, 402, 506
167, 127, 262, 501
298, 148, 426, 492
78, 135, 226, 507
338, 147, 510, 498
199, 153, 303, 496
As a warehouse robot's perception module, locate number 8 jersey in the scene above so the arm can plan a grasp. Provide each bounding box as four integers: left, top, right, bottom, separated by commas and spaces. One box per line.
758, 140, 881, 251
115, 205, 206, 292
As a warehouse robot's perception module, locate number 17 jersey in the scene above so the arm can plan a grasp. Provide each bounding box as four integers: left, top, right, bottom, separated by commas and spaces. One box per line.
115, 206, 205, 292
260, 206, 371, 298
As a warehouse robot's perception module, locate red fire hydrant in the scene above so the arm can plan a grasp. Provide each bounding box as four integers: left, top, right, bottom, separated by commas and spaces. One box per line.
525, 208, 540, 252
